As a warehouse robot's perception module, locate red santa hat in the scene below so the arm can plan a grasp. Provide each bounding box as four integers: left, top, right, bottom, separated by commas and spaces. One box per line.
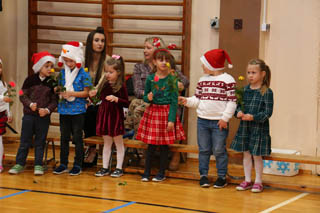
31, 51, 56, 73
200, 49, 233, 71
58, 41, 84, 69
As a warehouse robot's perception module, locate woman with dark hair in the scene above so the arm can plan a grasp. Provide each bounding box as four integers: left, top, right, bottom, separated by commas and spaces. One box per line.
83, 26, 107, 167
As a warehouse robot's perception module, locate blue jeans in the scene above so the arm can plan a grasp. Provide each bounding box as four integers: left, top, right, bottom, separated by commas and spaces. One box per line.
59, 114, 84, 168
197, 118, 228, 177
16, 114, 50, 166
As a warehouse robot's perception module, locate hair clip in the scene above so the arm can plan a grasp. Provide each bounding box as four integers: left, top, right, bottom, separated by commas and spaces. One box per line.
168, 43, 177, 50
112, 55, 121, 60
153, 38, 161, 48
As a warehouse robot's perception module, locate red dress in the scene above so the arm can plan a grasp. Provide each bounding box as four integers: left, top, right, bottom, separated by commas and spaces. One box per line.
96, 82, 129, 137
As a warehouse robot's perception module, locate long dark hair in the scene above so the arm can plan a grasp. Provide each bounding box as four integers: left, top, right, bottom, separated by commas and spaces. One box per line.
85, 26, 106, 86
152, 49, 172, 73
106, 56, 125, 93
248, 59, 271, 95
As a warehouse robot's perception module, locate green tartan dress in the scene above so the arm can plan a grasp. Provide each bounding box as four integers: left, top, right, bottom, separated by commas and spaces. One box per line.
230, 85, 274, 156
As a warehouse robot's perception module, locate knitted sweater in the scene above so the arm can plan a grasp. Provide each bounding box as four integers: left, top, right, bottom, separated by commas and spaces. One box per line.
186, 73, 237, 122
20, 73, 57, 116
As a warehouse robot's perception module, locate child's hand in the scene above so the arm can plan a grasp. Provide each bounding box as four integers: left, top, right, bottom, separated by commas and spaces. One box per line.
30, 103, 37, 111
147, 92, 153, 101
242, 114, 254, 121
7, 116, 13, 123
3, 96, 12, 103
89, 89, 97, 97
218, 119, 228, 131
106, 95, 118, 102
178, 96, 187, 105
38, 108, 49, 117
167, 122, 174, 131
61, 91, 72, 99
237, 111, 244, 118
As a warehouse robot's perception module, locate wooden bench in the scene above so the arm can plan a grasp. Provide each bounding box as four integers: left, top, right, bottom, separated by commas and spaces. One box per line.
84, 136, 320, 165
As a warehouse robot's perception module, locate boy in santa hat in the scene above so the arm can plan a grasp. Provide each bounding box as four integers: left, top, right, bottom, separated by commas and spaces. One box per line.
9, 51, 58, 176
53, 41, 92, 176
179, 49, 237, 188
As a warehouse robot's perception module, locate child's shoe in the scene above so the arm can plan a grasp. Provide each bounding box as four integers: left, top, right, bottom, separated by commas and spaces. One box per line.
141, 174, 150, 182
251, 183, 263, 193
199, 176, 210, 188
69, 166, 81, 176
53, 164, 68, 175
95, 168, 110, 177
152, 174, 166, 182
0, 165, 3, 173
9, 164, 24, 174
34, 165, 44, 176
110, 168, 124, 178
236, 181, 252, 191
213, 177, 227, 188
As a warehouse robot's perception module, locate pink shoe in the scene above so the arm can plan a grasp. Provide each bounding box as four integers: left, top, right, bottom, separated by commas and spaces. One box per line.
0, 165, 3, 173
236, 181, 252, 191
251, 183, 263, 193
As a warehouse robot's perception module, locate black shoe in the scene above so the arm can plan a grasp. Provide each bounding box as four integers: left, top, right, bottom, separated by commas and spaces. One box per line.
152, 173, 166, 182
95, 168, 110, 177
110, 168, 124, 178
199, 176, 210, 188
69, 166, 81, 176
213, 177, 227, 188
141, 174, 150, 182
53, 164, 68, 175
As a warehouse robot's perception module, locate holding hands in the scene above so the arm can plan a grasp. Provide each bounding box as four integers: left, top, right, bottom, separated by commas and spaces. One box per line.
178, 96, 187, 105
106, 95, 118, 102
237, 111, 253, 121
89, 89, 97, 97
30, 103, 37, 111
3, 96, 12, 103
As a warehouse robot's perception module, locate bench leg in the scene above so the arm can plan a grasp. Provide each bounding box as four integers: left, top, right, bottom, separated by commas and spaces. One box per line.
43, 140, 56, 170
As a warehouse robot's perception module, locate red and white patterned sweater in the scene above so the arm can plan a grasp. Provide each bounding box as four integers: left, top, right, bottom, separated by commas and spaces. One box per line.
186, 73, 237, 122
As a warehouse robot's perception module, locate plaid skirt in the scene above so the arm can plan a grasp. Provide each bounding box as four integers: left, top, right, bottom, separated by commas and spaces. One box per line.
136, 104, 186, 145
0, 111, 8, 135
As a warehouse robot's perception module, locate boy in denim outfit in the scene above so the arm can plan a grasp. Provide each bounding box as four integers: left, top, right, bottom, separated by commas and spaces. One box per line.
179, 49, 236, 188
53, 41, 92, 176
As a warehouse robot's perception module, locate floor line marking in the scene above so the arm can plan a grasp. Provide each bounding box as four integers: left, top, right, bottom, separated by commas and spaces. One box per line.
0, 190, 30, 200
259, 192, 309, 213
103, 201, 136, 213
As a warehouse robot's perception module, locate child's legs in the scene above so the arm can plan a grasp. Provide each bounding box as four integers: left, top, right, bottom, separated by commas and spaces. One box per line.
159, 145, 169, 175
16, 115, 35, 166
33, 116, 50, 166
102, 135, 113, 169
253, 155, 263, 183
210, 121, 228, 178
71, 114, 85, 168
197, 118, 212, 177
0, 136, 3, 166
243, 151, 253, 182
59, 115, 72, 166
144, 144, 156, 176
113, 135, 125, 169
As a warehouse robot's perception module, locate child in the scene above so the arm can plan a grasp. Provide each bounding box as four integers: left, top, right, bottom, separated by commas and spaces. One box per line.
136, 49, 186, 182
0, 58, 13, 173
53, 41, 92, 176
179, 49, 236, 188
93, 55, 129, 177
230, 59, 273, 193
8, 52, 57, 175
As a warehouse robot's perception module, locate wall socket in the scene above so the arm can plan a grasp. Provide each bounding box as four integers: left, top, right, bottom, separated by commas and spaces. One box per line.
261, 23, 270, 32
210, 17, 219, 29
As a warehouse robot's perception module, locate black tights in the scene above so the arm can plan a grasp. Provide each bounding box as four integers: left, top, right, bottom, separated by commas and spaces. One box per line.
144, 144, 169, 176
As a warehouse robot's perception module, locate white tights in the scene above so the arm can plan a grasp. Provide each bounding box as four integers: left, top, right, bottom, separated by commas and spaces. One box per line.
243, 151, 263, 184
102, 135, 125, 169
0, 136, 3, 167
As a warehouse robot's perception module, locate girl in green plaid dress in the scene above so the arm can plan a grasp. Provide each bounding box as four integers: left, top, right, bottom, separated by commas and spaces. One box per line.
231, 59, 273, 193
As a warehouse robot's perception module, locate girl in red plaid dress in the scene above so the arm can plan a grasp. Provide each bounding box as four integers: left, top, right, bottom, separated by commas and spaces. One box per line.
136, 49, 186, 182
0, 59, 13, 173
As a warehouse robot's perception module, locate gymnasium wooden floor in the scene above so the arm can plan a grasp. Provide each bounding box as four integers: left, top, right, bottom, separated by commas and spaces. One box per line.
1, 142, 320, 212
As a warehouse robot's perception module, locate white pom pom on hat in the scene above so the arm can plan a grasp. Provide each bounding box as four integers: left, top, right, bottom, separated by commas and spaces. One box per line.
31, 51, 56, 73
58, 41, 84, 69
200, 49, 233, 71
